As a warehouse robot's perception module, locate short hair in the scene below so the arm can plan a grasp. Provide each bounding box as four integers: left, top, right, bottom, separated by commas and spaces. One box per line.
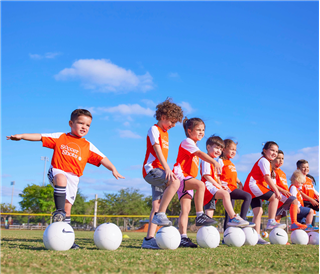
206, 135, 225, 149
183, 117, 205, 138
154, 98, 184, 122
261, 141, 278, 156
296, 159, 308, 169
290, 170, 306, 184
277, 150, 284, 156
70, 109, 93, 122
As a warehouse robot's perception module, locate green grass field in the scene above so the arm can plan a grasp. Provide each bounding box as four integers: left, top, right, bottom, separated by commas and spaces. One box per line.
1, 229, 319, 274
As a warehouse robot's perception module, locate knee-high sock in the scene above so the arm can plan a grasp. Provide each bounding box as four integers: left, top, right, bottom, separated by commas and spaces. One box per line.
54, 186, 66, 211
289, 203, 298, 224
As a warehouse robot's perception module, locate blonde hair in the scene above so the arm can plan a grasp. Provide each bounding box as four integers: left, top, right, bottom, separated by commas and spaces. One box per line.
290, 170, 306, 185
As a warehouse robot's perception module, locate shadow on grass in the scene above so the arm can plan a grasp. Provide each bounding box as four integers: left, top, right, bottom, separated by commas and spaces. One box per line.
2, 238, 43, 243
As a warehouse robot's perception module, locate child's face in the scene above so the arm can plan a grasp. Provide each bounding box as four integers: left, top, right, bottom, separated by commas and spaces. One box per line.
160, 115, 177, 131
223, 143, 237, 159
272, 153, 284, 168
188, 123, 205, 142
293, 179, 305, 189
299, 163, 309, 176
207, 144, 223, 159
69, 115, 92, 138
263, 145, 278, 161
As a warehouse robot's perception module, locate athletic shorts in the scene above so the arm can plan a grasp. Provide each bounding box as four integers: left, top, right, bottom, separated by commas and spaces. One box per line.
251, 190, 274, 209
204, 195, 217, 210
244, 181, 270, 198
47, 166, 79, 205
297, 206, 312, 223
303, 201, 319, 212
276, 196, 296, 217
144, 168, 167, 201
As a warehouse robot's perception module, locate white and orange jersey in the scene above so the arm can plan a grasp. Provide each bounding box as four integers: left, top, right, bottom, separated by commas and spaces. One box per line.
289, 185, 304, 208
274, 168, 289, 191
143, 124, 169, 177
173, 138, 200, 178
301, 176, 319, 200
218, 158, 237, 192
41, 132, 105, 177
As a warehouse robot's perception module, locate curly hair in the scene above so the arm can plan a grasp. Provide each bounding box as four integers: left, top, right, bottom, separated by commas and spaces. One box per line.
154, 98, 184, 122
70, 109, 92, 121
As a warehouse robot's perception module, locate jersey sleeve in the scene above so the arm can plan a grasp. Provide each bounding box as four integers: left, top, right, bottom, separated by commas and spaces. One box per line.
181, 138, 200, 154
87, 142, 106, 166
201, 160, 212, 176
290, 186, 298, 197
147, 126, 160, 146
41, 132, 64, 149
257, 157, 271, 176
217, 158, 224, 175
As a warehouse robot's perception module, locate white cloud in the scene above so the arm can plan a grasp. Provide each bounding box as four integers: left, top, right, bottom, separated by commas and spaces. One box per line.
141, 99, 157, 108
29, 52, 61, 59
2, 174, 11, 178
180, 101, 195, 115
123, 121, 130, 127
29, 53, 42, 60
97, 104, 154, 116
235, 153, 261, 172
168, 72, 179, 78
55, 59, 154, 93
45, 52, 61, 59
117, 129, 142, 139
1, 186, 22, 197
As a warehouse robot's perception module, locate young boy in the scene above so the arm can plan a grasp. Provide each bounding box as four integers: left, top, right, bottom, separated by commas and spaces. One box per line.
141, 99, 183, 249
289, 170, 318, 232
271, 151, 307, 230
7, 109, 124, 249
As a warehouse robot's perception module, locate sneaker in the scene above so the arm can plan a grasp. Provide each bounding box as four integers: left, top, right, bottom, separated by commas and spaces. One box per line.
179, 237, 197, 248
152, 213, 172, 226
290, 222, 307, 231
266, 220, 286, 230
52, 210, 66, 222
141, 237, 160, 249
246, 222, 256, 228
305, 224, 319, 232
221, 239, 226, 245
195, 213, 217, 226
71, 243, 80, 249
257, 236, 270, 245
227, 214, 249, 227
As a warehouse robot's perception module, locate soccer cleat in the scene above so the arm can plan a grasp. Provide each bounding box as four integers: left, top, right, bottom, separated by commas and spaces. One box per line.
71, 243, 80, 249
266, 220, 286, 230
179, 237, 197, 248
221, 239, 226, 245
257, 236, 270, 245
195, 213, 217, 226
290, 222, 307, 231
52, 210, 66, 223
305, 224, 319, 232
141, 237, 160, 249
151, 213, 172, 226
227, 214, 249, 227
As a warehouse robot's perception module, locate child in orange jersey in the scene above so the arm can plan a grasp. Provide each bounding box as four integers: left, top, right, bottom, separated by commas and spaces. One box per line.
217, 139, 254, 231
271, 151, 307, 231
141, 99, 183, 249
7, 109, 124, 249
173, 118, 219, 248
201, 136, 250, 231
243, 141, 285, 245
289, 170, 318, 232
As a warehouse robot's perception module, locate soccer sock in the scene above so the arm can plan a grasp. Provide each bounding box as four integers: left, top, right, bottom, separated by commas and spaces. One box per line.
196, 211, 204, 217
268, 219, 275, 223
64, 216, 71, 225
181, 234, 188, 238
289, 204, 298, 224
54, 186, 66, 211
156, 212, 165, 216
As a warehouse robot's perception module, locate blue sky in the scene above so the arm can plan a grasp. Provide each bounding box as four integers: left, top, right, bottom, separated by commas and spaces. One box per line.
2, 1, 319, 210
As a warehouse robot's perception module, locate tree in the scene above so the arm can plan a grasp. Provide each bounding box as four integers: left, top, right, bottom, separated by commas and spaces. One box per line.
0, 203, 17, 213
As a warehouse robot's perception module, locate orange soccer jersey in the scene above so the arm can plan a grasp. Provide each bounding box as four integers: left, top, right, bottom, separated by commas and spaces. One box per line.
289, 185, 304, 208
301, 176, 318, 201
243, 156, 272, 198
143, 124, 169, 178
274, 168, 289, 191
41, 132, 105, 177
218, 158, 237, 192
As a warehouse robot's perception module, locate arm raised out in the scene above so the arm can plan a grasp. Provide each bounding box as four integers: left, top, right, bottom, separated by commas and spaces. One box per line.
7, 133, 42, 141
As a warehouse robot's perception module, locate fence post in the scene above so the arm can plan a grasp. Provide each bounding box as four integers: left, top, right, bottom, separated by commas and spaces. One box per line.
93, 194, 98, 229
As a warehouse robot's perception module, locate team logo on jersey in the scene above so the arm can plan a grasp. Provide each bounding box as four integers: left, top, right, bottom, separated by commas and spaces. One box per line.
228, 165, 237, 172
60, 143, 82, 161
193, 156, 199, 167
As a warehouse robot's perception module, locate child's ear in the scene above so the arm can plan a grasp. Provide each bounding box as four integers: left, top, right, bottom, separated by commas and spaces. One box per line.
69, 120, 73, 127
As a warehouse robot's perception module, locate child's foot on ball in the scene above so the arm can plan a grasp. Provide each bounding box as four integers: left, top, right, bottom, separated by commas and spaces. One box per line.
290, 222, 307, 231
179, 237, 197, 248
71, 243, 80, 249
52, 210, 66, 222
195, 213, 217, 226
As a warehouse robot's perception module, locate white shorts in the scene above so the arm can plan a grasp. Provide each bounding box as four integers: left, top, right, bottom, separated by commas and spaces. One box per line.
47, 166, 79, 205
205, 181, 220, 196
280, 193, 288, 204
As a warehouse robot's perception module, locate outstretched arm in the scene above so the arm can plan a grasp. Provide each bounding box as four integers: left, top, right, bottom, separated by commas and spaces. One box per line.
6, 133, 42, 141
100, 157, 125, 180
194, 150, 221, 173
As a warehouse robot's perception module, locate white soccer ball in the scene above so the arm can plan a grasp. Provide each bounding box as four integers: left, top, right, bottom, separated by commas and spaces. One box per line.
94, 223, 122, 250
291, 229, 309, 245
269, 228, 288, 245
156, 226, 181, 250
196, 226, 220, 248
307, 232, 319, 245
43, 222, 75, 251
242, 227, 258, 246
223, 227, 245, 247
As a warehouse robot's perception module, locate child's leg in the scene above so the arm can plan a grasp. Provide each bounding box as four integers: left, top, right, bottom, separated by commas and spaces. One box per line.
215, 189, 236, 218
64, 201, 72, 226
179, 196, 191, 236
206, 209, 214, 218
184, 178, 205, 212
251, 197, 263, 234
224, 199, 235, 231
53, 174, 68, 212
267, 193, 278, 220
147, 199, 161, 239
158, 178, 180, 213
230, 189, 252, 219
305, 209, 314, 225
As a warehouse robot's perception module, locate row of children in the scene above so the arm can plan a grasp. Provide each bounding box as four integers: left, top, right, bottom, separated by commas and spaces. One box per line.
141, 99, 319, 248
6, 99, 318, 249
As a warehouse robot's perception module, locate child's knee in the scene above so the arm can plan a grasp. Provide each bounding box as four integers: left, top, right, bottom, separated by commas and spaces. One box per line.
170, 178, 180, 190
196, 182, 205, 192
292, 199, 298, 205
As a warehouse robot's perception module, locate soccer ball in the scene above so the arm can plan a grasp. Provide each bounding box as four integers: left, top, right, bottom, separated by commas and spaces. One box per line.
307, 232, 319, 245
223, 227, 245, 247
94, 223, 122, 250
269, 228, 288, 245
156, 226, 181, 250
291, 229, 309, 245
43, 222, 75, 251
261, 231, 269, 238
242, 227, 258, 246
196, 226, 220, 248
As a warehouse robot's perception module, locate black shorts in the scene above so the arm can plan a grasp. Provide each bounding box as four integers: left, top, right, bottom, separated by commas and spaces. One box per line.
251, 191, 274, 209
303, 201, 319, 212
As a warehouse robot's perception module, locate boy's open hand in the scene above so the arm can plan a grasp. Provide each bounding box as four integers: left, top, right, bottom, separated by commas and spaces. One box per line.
112, 170, 125, 180
213, 161, 222, 174
6, 134, 22, 141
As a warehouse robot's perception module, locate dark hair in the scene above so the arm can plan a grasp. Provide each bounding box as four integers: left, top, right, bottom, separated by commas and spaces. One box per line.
261, 141, 278, 156
183, 117, 205, 138
70, 109, 92, 122
220, 139, 238, 159
277, 150, 284, 156
307, 174, 316, 186
154, 98, 184, 122
206, 135, 225, 149
296, 159, 308, 169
